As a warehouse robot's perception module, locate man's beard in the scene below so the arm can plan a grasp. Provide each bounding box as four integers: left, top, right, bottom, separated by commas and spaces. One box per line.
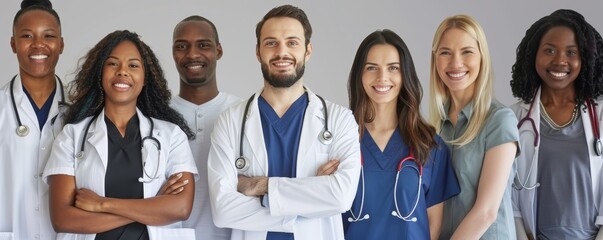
261, 60, 305, 88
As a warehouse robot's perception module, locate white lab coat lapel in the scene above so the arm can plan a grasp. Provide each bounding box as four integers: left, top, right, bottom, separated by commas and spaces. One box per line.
137, 109, 167, 197
296, 90, 324, 177
14, 75, 41, 134
581, 97, 603, 224
244, 91, 268, 175
87, 110, 109, 171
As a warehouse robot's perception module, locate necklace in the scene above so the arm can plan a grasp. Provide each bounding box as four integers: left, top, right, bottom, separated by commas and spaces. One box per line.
539, 101, 578, 130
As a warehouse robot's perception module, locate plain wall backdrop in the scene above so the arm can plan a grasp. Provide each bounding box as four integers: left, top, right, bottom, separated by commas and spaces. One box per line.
2, 0, 603, 112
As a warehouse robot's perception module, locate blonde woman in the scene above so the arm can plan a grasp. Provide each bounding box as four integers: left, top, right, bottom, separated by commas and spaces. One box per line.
429, 15, 519, 239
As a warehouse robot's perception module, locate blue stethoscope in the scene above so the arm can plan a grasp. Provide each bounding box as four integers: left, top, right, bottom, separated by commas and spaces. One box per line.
234, 93, 333, 171
10, 74, 65, 137
77, 111, 162, 183
347, 150, 423, 223
513, 98, 601, 190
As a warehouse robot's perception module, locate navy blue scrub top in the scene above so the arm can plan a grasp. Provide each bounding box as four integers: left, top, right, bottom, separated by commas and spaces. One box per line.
259, 93, 308, 240
23, 85, 55, 130
95, 115, 149, 240
342, 128, 460, 240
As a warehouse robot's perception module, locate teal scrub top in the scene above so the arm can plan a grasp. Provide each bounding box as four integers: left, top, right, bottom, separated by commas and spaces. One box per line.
438, 100, 519, 240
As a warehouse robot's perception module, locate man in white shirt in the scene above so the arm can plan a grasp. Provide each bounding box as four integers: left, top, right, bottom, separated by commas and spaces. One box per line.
207, 5, 361, 240
170, 15, 241, 240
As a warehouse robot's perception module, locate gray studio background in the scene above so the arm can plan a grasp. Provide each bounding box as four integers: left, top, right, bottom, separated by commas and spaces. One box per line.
2, 0, 603, 112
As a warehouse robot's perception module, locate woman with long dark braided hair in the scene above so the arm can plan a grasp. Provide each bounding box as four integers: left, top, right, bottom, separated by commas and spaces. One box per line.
511, 9, 603, 240
44, 30, 197, 240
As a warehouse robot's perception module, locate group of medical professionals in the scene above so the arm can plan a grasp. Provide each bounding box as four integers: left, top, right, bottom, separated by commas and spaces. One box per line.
1, 0, 602, 239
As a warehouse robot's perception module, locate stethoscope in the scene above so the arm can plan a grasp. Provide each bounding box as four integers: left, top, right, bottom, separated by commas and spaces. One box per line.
347, 150, 423, 223
10, 74, 65, 137
234, 92, 333, 171
513, 97, 601, 190
76, 111, 162, 183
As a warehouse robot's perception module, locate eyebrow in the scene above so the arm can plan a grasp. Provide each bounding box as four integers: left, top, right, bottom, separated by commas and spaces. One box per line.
262, 36, 302, 42
107, 56, 142, 62
542, 42, 578, 48
365, 62, 400, 65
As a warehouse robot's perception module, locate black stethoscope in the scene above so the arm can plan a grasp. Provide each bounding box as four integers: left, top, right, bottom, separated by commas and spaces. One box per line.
77, 111, 162, 183
347, 150, 423, 223
513, 97, 601, 190
234, 92, 333, 171
10, 74, 65, 137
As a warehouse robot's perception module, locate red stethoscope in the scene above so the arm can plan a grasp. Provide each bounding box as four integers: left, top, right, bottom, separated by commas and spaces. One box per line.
513, 98, 601, 190
347, 150, 423, 223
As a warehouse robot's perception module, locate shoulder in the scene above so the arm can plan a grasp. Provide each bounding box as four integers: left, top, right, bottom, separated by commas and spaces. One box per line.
486, 100, 517, 126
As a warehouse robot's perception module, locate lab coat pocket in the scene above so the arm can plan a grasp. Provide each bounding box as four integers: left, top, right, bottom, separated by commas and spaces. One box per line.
0, 232, 12, 240
147, 227, 195, 240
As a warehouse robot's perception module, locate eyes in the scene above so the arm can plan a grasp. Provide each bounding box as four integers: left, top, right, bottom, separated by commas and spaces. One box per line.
263, 39, 301, 48
437, 49, 475, 56
542, 47, 579, 57
364, 65, 400, 72
173, 41, 213, 51
18, 33, 58, 39
105, 60, 141, 69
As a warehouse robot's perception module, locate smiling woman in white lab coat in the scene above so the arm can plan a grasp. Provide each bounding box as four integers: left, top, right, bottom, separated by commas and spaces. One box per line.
0, 1, 64, 239
43, 30, 198, 240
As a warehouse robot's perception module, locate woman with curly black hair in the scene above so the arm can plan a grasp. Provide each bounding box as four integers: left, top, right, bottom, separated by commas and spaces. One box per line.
43, 30, 197, 240
510, 9, 603, 240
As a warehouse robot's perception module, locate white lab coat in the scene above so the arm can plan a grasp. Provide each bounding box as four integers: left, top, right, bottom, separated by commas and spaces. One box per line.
0, 74, 65, 240
43, 108, 198, 240
207, 88, 361, 240
511, 88, 603, 236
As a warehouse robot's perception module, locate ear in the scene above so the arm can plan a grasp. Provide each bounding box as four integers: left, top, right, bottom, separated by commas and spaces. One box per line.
216, 43, 223, 60
59, 37, 64, 54
304, 42, 312, 62
10, 37, 16, 53
256, 45, 261, 62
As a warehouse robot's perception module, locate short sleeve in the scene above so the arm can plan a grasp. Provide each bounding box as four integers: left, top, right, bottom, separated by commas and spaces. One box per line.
43, 124, 77, 183
485, 106, 520, 156
425, 136, 461, 207
164, 124, 199, 181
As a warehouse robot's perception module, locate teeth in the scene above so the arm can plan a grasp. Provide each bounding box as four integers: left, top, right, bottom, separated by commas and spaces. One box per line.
448, 72, 467, 78
550, 71, 568, 78
274, 62, 291, 67
187, 65, 203, 70
374, 86, 392, 92
114, 83, 130, 88
30, 55, 48, 60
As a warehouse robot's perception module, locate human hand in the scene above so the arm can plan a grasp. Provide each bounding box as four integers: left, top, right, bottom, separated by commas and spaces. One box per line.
316, 159, 340, 176
237, 175, 268, 197
158, 172, 189, 195
75, 188, 105, 212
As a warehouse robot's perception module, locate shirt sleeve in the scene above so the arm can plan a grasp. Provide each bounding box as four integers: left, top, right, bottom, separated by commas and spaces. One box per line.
485, 106, 520, 157
425, 136, 461, 207
43, 124, 77, 183
164, 124, 198, 181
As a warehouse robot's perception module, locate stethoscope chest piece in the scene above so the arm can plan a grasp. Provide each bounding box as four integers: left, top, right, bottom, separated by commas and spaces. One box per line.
75, 151, 85, 160
319, 130, 333, 145
595, 139, 602, 156
16, 125, 29, 137
235, 156, 250, 171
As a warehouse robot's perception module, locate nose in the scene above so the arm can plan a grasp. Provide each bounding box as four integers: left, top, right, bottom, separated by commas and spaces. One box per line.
32, 36, 45, 48
377, 68, 389, 81
450, 53, 464, 68
553, 52, 568, 65
117, 64, 129, 76
186, 46, 201, 59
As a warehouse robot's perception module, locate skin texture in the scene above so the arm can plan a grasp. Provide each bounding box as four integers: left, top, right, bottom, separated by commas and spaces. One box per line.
11, 9, 63, 107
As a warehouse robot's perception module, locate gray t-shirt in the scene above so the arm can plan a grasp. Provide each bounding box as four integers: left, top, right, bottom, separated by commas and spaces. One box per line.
537, 114, 598, 240
439, 100, 519, 240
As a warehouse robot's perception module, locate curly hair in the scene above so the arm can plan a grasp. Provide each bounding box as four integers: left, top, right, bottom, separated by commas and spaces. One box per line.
511, 9, 603, 104
348, 29, 436, 165
63, 30, 194, 139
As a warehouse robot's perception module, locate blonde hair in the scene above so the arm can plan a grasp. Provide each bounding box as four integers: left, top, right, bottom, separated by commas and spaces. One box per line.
428, 15, 494, 146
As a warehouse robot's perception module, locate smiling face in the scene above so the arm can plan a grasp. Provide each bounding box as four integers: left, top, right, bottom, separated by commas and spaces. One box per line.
535, 26, 581, 92
361, 44, 402, 107
256, 17, 312, 88
435, 28, 481, 95
11, 9, 63, 80
101, 40, 145, 109
172, 20, 222, 87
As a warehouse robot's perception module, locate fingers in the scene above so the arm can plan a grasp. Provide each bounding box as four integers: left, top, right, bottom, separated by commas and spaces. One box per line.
317, 159, 340, 176
159, 172, 189, 195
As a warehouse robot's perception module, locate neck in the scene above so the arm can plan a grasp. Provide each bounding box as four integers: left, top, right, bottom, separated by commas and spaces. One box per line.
104, 104, 137, 137
540, 85, 577, 106
367, 102, 398, 132
178, 79, 219, 105
20, 73, 57, 108
260, 80, 305, 117
448, 88, 474, 124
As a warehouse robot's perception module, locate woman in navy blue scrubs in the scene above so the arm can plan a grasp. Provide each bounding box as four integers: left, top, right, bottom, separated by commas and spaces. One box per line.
343, 29, 460, 240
